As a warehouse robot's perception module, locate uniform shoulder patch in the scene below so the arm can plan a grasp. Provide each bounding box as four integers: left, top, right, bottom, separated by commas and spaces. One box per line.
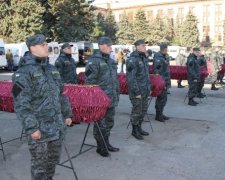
33, 72, 43, 78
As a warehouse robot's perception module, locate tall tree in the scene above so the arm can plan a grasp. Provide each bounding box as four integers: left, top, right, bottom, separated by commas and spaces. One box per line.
104, 9, 117, 43
171, 15, 182, 45
116, 12, 134, 44
148, 15, 168, 45
179, 13, 199, 47
90, 13, 106, 42
133, 9, 149, 41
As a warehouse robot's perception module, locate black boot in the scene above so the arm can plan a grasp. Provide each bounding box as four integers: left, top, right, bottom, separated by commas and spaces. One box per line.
162, 115, 170, 120
211, 84, 219, 90
96, 140, 110, 157
188, 98, 197, 106
177, 81, 185, 88
132, 125, 143, 140
155, 112, 165, 122
105, 137, 119, 152
138, 123, 149, 136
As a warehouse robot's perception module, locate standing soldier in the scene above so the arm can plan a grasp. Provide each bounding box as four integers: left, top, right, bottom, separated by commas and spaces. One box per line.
55, 43, 78, 84
187, 48, 201, 106
153, 43, 171, 122
175, 48, 186, 88
210, 49, 220, 90
197, 54, 207, 98
85, 37, 120, 157
12, 34, 72, 179
126, 39, 151, 140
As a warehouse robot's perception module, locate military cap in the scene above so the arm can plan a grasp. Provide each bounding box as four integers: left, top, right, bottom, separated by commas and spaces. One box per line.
159, 43, 168, 50
193, 47, 200, 51
26, 34, 46, 48
98, 36, 113, 45
134, 39, 145, 46
61, 43, 73, 49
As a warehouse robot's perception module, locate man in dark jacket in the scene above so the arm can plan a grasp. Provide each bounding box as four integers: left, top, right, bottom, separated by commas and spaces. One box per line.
126, 39, 151, 140
12, 34, 72, 180
55, 43, 78, 84
153, 43, 171, 122
187, 48, 201, 106
85, 37, 120, 157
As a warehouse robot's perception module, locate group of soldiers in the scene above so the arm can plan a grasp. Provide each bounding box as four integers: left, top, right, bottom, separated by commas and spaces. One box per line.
11, 33, 224, 179
176, 47, 225, 106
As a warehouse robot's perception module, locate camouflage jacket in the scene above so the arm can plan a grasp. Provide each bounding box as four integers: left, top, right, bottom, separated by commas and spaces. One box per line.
12, 52, 72, 145
175, 53, 186, 66
126, 50, 151, 99
210, 52, 221, 72
85, 50, 119, 107
153, 51, 171, 88
55, 52, 78, 84
187, 53, 200, 82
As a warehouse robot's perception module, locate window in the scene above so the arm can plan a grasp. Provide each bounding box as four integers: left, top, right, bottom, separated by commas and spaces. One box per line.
189, 6, 195, 14
157, 9, 163, 17
0, 47, 5, 55
167, 9, 174, 18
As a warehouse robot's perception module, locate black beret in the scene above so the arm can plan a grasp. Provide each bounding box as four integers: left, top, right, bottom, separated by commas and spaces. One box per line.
193, 47, 200, 51
98, 36, 113, 45
26, 34, 46, 48
159, 43, 168, 50
134, 39, 145, 46
61, 43, 73, 49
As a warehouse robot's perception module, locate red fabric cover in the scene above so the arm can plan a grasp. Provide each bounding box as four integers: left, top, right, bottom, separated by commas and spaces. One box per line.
0, 81, 14, 112
200, 67, 208, 80
169, 66, 187, 80
117, 73, 165, 97
206, 61, 213, 74
63, 85, 111, 123
220, 64, 225, 74
78, 72, 85, 85
149, 74, 165, 97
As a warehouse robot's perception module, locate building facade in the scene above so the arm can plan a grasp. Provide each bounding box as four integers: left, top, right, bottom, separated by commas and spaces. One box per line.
92, 0, 225, 46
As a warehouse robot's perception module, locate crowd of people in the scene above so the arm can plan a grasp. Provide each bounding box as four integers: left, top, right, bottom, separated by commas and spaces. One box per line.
11, 33, 224, 179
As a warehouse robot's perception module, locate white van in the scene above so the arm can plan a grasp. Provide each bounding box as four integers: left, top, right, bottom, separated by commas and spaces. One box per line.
5, 42, 29, 67
48, 42, 60, 65
59, 42, 79, 63
0, 39, 7, 69
168, 46, 186, 60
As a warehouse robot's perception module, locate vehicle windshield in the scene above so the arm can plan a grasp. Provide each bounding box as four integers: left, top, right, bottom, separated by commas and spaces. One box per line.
0, 47, 5, 55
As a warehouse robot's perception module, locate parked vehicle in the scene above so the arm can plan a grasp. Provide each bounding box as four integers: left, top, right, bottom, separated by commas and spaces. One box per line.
48, 42, 60, 65
0, 39, 7, 69
76, 41, 93, 65
5, 42, 29, 67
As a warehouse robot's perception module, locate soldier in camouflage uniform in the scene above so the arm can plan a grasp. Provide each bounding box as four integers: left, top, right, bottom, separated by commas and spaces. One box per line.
210, 50, 221, 90
85, 37, 120, 157
12, 34, 72, 180
55, 43, 78, 84
126, 39, 151, 140
197, 54, 207, 98
187, 48, 201, 106
153, 44, 171, 122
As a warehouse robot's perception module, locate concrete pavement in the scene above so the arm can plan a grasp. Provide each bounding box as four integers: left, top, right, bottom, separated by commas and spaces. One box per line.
0, 75, 225, 179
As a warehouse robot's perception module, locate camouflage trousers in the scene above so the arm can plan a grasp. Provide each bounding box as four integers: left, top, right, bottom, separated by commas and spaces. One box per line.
130, 96, 148, 125
188, 81, 198, 98
93, 107, 115, 141
197, 80, 204, 95
155, 89, 167, 115
29, 139, 62, 180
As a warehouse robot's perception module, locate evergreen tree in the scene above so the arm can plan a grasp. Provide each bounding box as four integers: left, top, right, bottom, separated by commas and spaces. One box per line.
133, 9, 149, 42
148, 15, 168, 45
104, 9, 117, 43
116, 12, 134, 44
179, 13, 199, 47
171, 15, 182, 45
90, 13, 106, 42
0, 1, 13, 42
48, 0, 95, 42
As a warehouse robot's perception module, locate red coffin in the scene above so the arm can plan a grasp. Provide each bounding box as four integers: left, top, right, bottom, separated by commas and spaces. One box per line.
117, 73, 165, 97
63, 85, 111, 123
221, 64, 225, 74
0, 81, 14, 112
